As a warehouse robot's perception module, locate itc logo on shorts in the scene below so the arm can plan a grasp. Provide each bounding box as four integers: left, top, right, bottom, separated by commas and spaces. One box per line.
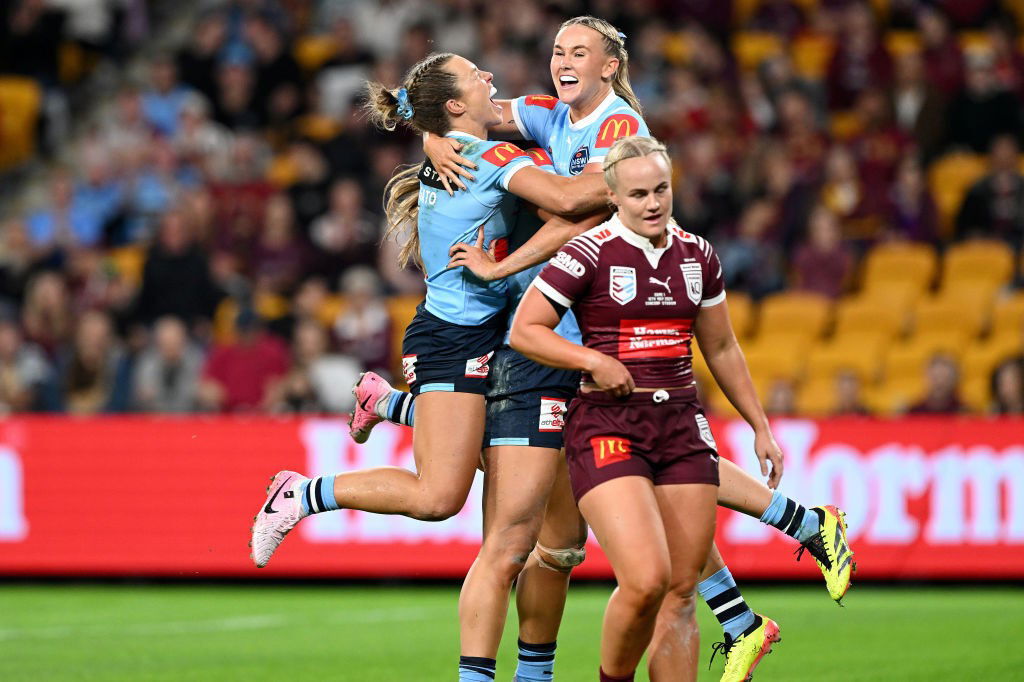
617, 319, 692, 359
465, 351, 494, 378
551, 251, 585, 278
591, 437, 631, 468
402, 355, 417, 384
539, 397, 567, 432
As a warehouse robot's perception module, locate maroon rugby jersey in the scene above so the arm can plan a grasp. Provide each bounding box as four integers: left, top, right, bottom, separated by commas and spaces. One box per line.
534, 215, 726, 388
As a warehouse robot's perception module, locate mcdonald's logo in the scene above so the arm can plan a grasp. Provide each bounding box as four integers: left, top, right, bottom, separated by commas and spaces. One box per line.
590, 436, 632, 468
525, 95, 559, 110
595, 114, 640, 148
526, 147, 553, 166
481, 142, 528, 167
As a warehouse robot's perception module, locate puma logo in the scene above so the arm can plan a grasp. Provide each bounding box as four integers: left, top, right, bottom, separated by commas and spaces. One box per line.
649, 276, 672, 294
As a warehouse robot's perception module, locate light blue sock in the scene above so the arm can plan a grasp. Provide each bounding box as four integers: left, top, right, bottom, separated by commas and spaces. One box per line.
514, 639, 556, 681
459, 656, 495, 681
297, 475, 340, 515
379, 389, 415, 427
759, 489, 820, 543
698, 567, 755, 641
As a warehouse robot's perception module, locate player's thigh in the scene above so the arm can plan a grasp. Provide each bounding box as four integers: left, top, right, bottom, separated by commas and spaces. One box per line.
412, 391, 487, 498
481, 445, 561, 540
537, 453, 587, 548
653, 483, 718, 587
578, 476, 671, 589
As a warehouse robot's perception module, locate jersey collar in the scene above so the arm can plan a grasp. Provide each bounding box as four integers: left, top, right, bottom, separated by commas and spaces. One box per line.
446, 130, 482, 141
609, 213, 673, 268
568, 89, 619, 131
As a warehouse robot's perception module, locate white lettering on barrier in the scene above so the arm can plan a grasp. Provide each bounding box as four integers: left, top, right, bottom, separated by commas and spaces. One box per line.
722, 420, 1024, 546
0, 445, 28, 541
299, 421, 484, 544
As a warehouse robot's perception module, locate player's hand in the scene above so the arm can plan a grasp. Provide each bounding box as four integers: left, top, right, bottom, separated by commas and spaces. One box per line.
448, 228, 500, 280
590, 354, 635, 398
424, 133, 476, 195
753, 428, 784, 489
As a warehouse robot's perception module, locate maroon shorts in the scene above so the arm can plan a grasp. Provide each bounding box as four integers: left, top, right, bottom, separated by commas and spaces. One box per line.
563, 387, 720, 502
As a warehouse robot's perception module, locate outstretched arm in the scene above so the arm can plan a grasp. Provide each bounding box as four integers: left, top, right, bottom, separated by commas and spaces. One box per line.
694, 301, 784, 488
423, 100, 519, 194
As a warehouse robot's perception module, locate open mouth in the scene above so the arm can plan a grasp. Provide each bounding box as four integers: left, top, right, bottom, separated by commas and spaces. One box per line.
643, 213, 663, 224
558, 74, 579, 90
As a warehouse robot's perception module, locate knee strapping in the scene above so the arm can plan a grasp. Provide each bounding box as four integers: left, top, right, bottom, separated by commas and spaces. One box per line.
534, 542, 586, 573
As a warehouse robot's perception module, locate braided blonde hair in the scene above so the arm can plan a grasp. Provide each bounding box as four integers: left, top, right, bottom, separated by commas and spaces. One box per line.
602, 136, 670, 190
559, 16, 643, 116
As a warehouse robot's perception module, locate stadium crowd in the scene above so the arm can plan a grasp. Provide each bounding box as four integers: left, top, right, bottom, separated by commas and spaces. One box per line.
0, 0, 1023, 416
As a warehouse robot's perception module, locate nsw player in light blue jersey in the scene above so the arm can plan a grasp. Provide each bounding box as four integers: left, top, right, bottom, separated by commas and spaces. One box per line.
250, 51, 613, 682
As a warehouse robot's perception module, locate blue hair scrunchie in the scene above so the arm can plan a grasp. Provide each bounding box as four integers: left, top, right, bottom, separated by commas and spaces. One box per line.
617, 31, 626, 40
396, 87, 414, 120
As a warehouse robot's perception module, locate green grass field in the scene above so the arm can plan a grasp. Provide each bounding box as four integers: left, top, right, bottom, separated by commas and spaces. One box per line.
0, 584, 1021, 681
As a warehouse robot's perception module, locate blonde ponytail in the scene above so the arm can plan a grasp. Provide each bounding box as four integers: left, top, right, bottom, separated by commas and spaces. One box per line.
560, 16, 643, 116
381, 165, 423, 269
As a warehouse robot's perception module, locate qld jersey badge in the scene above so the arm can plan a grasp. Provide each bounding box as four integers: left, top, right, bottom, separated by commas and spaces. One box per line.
680, 263, 703, 304
609, 266, 637, 305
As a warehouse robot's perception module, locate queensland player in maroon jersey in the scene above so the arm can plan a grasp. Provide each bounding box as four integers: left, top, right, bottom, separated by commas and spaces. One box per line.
511, 137, 784, 681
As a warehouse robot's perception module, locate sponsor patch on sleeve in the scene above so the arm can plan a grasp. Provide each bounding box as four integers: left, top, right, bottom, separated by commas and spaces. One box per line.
481, 142, 528, 168
526, 147, 554, 166
595, 114, 640, 148
524, 94, 558, 109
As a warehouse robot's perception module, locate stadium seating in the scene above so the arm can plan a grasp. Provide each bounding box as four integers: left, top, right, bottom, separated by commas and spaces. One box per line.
960, 333, 1023, 410
791, 34, 835, 79
911, 288, 995, 340
726, 290, 754, 339
990, 292, 1024, 339
731, 32, 784, 71
805, 330, 887, 384
386, 295, 423, 385
860, 242, 939, 296
795, 376, 839, 416
832, 295, 908, 340
756, 291, 833, 341
741, 332, 812, 384
927, 154, 988, 237
0, 77, 43, 171
940, 240, 1016, 295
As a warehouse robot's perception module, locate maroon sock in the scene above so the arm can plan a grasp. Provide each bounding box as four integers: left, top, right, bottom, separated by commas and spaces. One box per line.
599, 668, 634, 682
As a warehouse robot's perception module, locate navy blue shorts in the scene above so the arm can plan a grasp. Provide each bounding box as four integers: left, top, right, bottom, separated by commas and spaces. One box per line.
483, 346, 580, 449
402, 304, 505, 396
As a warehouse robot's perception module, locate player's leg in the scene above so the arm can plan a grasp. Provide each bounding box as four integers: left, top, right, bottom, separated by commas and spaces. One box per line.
718, 458, 854, 602
646, 482, 718, 682
250, 391, 484, 567
514, 455, 587, 682
577, 475, 672, 681
457, 445, 560, 682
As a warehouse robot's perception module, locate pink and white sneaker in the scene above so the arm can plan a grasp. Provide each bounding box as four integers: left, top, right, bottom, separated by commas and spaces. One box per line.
250, 470, 308, 568
348, 371, 392, 444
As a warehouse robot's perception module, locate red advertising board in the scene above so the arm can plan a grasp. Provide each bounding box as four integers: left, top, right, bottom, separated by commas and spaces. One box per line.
0, 417, 1021, 580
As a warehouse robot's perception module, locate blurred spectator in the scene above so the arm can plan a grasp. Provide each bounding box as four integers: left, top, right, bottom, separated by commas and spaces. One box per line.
955, 135, 1024, 249
252, 194, 307, 295
0, 219, 39, 305
132, 316, 203, 413
176, 10, 227, 103
749, 0, 805, 38
0, 312, 50, 413
764, 377, 797, 416
885, 156, 940, 243
198, 308, 288, 413
849, 88, 910, 197
141, 54, 194, 138
268, 318, 360, 413
309, 179, 379, 282
988, 18, 1024, 100
288, 142, 332, 231
791, 204, 853, 299
832, 370, 870, 416
121, 140, 188, 243
819, 145, 879, 241
917, 6, 965, 97
26, 169, 106, 259
990, 356, 1024, 415
892, 51, 946, 162
244, 13, 303, 129
0, 0, 63, 84
946, 52, 1020, 154
211, 56, 264, 131
98, 86, 153, 168
775, 88, 828, 185
909, 353, 963, 414
49, 309, 131, 414
826, 3, 893, 110
333, 266, 393, 375
673, 134, 738, 240
173, 93, 234, 178
135, 210, 221, 327
718, 200, 786, 299
21, 271, 72, 357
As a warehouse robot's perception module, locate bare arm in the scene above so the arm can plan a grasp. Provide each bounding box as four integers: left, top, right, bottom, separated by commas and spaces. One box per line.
509, 286, 634, 397
506, 165, 607, 216
448, 210, 606, 281
694, 301, 784, 488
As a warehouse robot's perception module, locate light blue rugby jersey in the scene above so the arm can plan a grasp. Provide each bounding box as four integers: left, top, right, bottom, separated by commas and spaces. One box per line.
416, 131, 534, 325
510, 90, 649, 177
502, 148, 581, 345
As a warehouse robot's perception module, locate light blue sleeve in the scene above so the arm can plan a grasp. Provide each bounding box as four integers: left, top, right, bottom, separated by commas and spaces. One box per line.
510, 95, 560, 146
466, 141, 536, 208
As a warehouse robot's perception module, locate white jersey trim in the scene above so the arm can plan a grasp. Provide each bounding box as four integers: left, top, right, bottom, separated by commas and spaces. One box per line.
499, 159, 532, 190
533, 278, 574, 308
568, 89, 620, 131
701, 290, 727, 308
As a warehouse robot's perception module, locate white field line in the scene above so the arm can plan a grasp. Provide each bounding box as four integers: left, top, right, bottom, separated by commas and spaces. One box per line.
0, 607, 440, 642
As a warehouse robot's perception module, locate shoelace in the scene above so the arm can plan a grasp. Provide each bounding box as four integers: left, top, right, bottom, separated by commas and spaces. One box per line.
794, 530, 833, 569
709, 639, 733, 669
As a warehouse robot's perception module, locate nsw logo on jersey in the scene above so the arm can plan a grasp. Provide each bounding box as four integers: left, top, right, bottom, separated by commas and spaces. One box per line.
595, 114, 640, 148
680, 263, 703, 304
609, 266, 636, 305
482, 142, 528, 168
569, 145, 590, 175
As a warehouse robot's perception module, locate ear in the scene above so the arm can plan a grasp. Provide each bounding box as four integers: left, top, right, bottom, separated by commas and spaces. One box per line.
606, 186, 618, 210
601, 57, 620, 82
445, 98, 466, 117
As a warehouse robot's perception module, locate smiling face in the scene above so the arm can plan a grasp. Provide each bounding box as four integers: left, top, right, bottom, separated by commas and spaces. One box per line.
444, 55, 502, 129
550, 24, 618, 111
608, 153, 673, 246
